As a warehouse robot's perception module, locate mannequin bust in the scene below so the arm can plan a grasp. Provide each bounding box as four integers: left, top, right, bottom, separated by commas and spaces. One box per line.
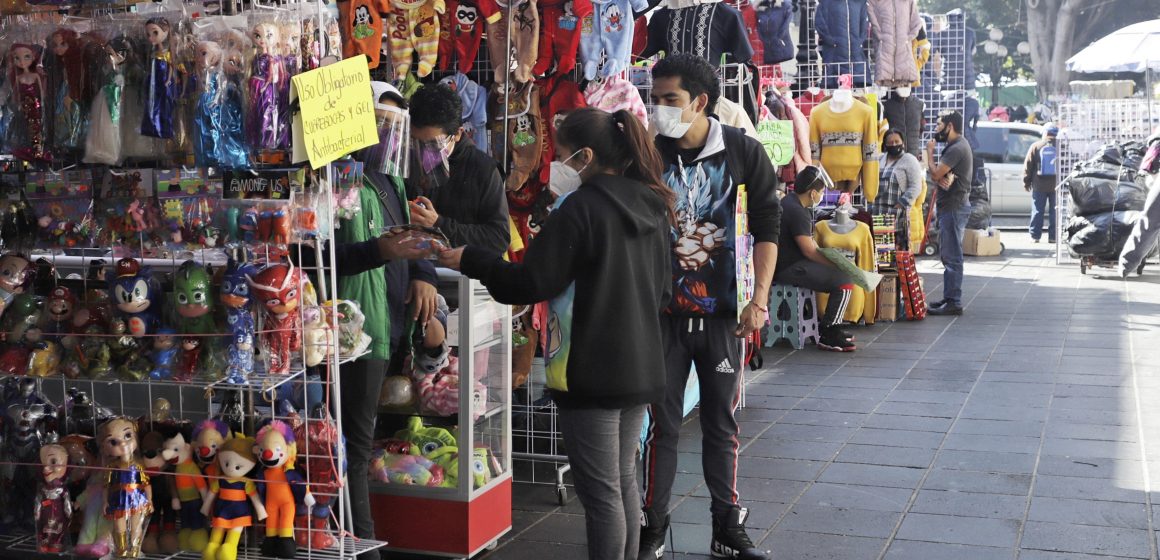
827, 195, 857, 234
830, 88, 854, 113
895, 86, 912, 98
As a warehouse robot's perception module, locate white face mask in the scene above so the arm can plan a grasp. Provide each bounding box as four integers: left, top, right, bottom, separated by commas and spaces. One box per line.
549, 149, 588, 196
653, 101, 696, 139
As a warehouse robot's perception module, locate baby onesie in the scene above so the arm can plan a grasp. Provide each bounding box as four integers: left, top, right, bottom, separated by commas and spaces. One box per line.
579, 0, 648, 80
582, 76, 647, 127
504, 83, 544, 191
438, 73, 490, 153
438, 0, 503, 73
388, 0, 446, 79
533, 0, 594, 77
487, 0, 541, 83
339, 0, 391, 68
537, 77, 587, 184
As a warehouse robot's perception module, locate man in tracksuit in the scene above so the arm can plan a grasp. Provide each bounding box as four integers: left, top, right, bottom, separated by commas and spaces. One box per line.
640, 53, 781, 560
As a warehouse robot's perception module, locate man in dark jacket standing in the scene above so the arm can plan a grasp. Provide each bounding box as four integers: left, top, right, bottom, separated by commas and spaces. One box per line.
1023, 123, 1059, 243
640, 53, 780, 560
405, 84, 511, 255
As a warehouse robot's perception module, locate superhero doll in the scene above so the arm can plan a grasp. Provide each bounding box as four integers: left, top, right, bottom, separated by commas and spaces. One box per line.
109, 258, 162, 338
293, 410, 341, 549
99, 417, 152, 560
247, 263, 302, 376
160, 423, 209, 552
139, 428, 179, 554
35, 443, 72, 553
255, 420, 314, 558
175, 260, 216, 334
222, 259, 258, 384
200, 437, 267, 560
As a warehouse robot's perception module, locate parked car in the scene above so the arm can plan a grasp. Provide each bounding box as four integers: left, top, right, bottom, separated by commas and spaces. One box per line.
974, 121, 1045, 216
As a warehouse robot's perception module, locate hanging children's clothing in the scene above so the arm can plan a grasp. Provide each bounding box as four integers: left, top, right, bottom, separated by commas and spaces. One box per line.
438, 0, 503, 74
487, 0, 541, 83
538, 77, 588, 184
808, 98, 880, 201
534, 0, 594, 77
583, 76, 648, 127
439, 73, 490, 153
639, 2, 753, 64
503, 82, 544, 190
814, 220, 877, 324
339, 0, 392, 68
388, 0, 447, 79
578, 0, 649, 80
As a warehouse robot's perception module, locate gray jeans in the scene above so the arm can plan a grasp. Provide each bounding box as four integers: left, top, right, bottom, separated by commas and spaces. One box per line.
557, 405, 647, 560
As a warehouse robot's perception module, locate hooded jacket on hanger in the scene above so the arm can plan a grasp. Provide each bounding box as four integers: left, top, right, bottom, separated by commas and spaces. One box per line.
867, 0, 922, 86
815, 0, 872, 86
756, 0, 794, 64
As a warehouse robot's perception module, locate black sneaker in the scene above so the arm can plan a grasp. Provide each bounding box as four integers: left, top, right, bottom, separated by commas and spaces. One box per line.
711, 508, 770, 560
831, 327, 855, 342
927, 299, 947, 311
928, 303, 964, 316
638, 508, 669, 560
818, 330, 856, 352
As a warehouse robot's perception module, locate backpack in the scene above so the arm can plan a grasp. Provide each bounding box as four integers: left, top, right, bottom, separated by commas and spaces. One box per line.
1038, 143, 1058, 176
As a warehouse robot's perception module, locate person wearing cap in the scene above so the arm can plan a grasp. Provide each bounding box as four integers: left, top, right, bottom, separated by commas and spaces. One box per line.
775, 165, 858, 352
1023, 123, 1060, 243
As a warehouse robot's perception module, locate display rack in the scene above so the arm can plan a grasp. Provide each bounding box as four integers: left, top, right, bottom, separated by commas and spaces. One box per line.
915, 12, 970, 147
369, 272, 513, 559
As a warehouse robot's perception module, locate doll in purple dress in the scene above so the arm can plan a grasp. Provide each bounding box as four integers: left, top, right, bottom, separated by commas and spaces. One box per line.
100, 417, 152, 559
248, 22, 285, 152
141, 17, 178, 139
36, 443, 73, 553
278, 22, 301, 148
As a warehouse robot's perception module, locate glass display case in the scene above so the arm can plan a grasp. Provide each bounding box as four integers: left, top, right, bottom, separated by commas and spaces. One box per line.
370, 272, 513, 557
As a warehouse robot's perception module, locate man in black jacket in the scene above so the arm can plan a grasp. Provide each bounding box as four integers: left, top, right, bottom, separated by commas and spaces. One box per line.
640, 53, 780, 560
405, 84, 510, 255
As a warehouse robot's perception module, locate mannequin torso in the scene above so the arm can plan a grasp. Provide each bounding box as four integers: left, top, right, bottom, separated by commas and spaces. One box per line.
827, 206, 857, 234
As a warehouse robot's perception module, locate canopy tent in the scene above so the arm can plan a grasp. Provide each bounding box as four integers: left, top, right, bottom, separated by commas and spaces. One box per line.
1067, 19, 1160, 74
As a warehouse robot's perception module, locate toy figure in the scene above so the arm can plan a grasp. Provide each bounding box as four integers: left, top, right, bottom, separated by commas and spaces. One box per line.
61, 388, 116, 437
46, 28, 88, 154
219, 31, 249, 169
140, 429, 178, 554
36, 443, 72, 553
8, 43, 48, 162
99, 417, 152, 559
84, 35, 132, 166
85, 324, 114, 379
201, 437, 267, 560
248, 22, 286, 152
176, 336, 202, 382
160, 424, 209, 552
193, 40, 224, 168
258, 207, 291, 244
193, 418, 233, 479
2, 292, 43, 343
73, 474, 113, 558
175, 261, 215, 334
0, 253, 34, 316
29, 337, 62, 377
255, 421, 314, 558
225, 332, 255, 385
247, 263, 302, 375
110, 258, 162, 338
141, 17, 179, 139
293, 411, 340, 549
109, 317, 139, 363
149, 328, 179, 380
239, 207, 259, 243
218, 391, 246, 435
45, 285, 75, 339
301, 17, 321, 71
302, 305, 332, 367
152, 398, 172, 423
118, 343, 153, 381
4, 393, 52, 526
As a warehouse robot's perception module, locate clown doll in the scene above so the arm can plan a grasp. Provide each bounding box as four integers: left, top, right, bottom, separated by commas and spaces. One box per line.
255, 421, 314, 558
247, 263, 302, 376
99, 417, 152, 559
160, 424, 209, 552
192, 419, 233, 479
200, 437, 267, 560
35, 443, 72, 553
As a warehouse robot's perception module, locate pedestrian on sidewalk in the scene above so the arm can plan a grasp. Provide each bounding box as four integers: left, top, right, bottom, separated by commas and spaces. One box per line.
641, 53, 781, 560
1023, 123, 1060, 243
438, 108, 674, 560
926, 111, 973, 316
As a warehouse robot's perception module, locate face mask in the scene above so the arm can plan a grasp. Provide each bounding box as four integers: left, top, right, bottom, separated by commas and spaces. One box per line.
934, 129, 950, 142
549, 150, 589, 196
415, 136, 452, 174
886, 145, 904, 157
653, 101, 695, 139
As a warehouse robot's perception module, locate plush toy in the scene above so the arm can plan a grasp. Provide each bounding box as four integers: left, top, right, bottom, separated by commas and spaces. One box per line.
247, 263, 302, 375
99, 417, 152, 559
109, 258, 162, 338
370, 450, 445, 486
254, 420, 314, 558
35, 442, 72, 553
160, 423, 209, 552
149, 328, 179, 380
175, 260, 216, 334
201, 437, 268, 560
0, 252, 34, 316
192, 419, 233, 479
292, 410, 340, 549
416, 367, 487, 419
139, 428, 178, 554
394, 416, 457, 457
302, 305, 332, 367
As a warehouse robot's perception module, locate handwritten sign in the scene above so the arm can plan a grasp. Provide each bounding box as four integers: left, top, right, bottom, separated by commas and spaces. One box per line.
756, 120, 795, 166
291, 55, 378, 169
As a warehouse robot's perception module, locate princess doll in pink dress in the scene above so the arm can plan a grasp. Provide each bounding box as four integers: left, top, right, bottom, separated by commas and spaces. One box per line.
7, 43, 48, 162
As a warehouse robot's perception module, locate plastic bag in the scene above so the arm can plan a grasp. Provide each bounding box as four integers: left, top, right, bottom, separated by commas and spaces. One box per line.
1066, 211, 1141, 257
968, 198, 991, 230
1065, 173, 1147, 217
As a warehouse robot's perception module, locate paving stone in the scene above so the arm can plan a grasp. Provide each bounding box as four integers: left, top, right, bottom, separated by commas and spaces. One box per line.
759, 530, 885, 560
793, 397, 883, 414
952, 419, 1045, 438
481, 540, 588, 559
883, 540, 1013, 560
959, 404, 1051, 422
1043, 422, 1139, 442
942, 433, 1044, 454
744, 383, 815, 397
516, 513, 588, 545
758, 423, 859, 443
1027, 497, 1148, 529
820, 376, 901, 389
818, 463, 926, 489
932, 449, 1037, 474
1034, 456, 1145, 481
909, 489, 1026, 520
894, 513, 1020, 547
922, 469, 1032, 495
861, 414, 955, 433
1051, 396, 1137, 412
795, 482, 914, 512
743, 439, 845, 461
1020, 521, 1151, 558
776, 504, 902, 538
736, 457, 827, 482
667, 522, 715, 554
1049, 407, 1137, 426
777, 410, 870, 427
809, 386, 893, 401
893, 379, 976, 392
1033, 474, 1147, 503
886, 389, 970, 405
848, 428, 946, 448
743, 395, 802, 410
834, 444, 936, 468
1018, 551, 1141, 560
1040, 437, 1142, 460
690, 477, 808, 505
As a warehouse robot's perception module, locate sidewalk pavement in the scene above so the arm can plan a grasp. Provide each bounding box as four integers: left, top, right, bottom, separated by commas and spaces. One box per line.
482, 232, 1160, 560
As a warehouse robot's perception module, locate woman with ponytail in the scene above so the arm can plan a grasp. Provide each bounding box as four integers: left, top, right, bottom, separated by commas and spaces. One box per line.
439, 108, 672, 559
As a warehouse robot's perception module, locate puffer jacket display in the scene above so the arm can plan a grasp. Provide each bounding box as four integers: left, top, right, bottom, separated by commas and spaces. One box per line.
882, 93, 924, 157
815, 0, 872, 87
757, 0, 795, 64
868, 0, 922, 86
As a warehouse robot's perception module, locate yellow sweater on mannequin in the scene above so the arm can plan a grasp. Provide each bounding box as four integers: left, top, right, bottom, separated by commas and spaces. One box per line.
814, 220, 878, 324
809, 99, 880, 202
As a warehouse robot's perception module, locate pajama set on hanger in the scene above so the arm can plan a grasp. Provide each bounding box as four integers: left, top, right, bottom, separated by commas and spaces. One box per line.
437, 0, 503, 73
388, 0, 447, 78
578, 0, 649, 80
338, 0, 391, 68
535, 0, 594, 76
487, 0, 541, 83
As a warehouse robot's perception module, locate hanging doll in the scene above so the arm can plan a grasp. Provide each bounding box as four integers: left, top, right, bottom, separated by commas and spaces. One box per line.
192, 41, 224, 168
301, 17, 321, 71
141, 17, 179, 139
247, 263, 302, 376
248, 21, 286, 153
35, 442, 73, 553
217, 30, 249, 169
7, 43, 48, 162
139, 428, 178, 555
200, 437, 267, 560
255, 421, 314, 559
99, 417, 152, 560
46, 28, 89, 155
85, 36, 131, 164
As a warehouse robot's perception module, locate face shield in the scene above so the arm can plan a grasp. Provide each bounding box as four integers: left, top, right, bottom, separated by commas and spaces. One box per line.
358, 103, 411, 177
408, 134, 453, 190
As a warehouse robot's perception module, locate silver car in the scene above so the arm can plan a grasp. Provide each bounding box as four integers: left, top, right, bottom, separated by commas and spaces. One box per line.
974, 121, 1045, 216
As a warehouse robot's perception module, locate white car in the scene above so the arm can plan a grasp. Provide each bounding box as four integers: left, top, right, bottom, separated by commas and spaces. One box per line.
974, 121, 1045, 216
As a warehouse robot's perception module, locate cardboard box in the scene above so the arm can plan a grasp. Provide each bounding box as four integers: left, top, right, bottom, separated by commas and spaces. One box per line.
963, 228, 1002, 256
877, 273, 898, 322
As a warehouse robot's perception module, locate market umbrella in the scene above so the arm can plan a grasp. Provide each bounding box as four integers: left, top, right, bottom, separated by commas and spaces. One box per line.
1067, 19, 1160, 73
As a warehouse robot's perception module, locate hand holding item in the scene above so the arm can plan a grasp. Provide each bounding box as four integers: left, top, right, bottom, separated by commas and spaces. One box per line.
938, 172, 954, 190
379, 225, 451, 261
409, 196, 439, 227
438, 247, 465, 270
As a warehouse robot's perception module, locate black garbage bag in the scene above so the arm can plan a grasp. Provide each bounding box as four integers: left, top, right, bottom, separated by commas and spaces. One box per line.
969, 183, 990, 203
1066, 211, 1142, 256
1064, 173, 1148, 216
968, 198, 992, 230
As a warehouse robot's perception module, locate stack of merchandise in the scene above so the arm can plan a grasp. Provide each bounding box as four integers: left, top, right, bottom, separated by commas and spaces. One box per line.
1064, 141, 1149, 259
